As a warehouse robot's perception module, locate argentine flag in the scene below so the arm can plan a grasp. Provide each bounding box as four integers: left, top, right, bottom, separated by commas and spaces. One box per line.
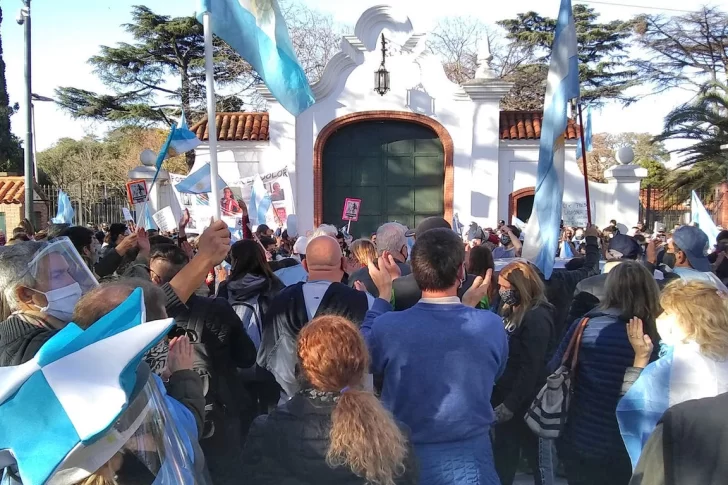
0, 289, 175, 485
691, 190, 720, 246
576, 105, 593, 158
51, 190, 74, 224
521, 0, 580, 279
197, 0, 315, 116
249, 174, 272, 226
617, 341, 728, 469
175, 163, 230, 194
169, 111, 202, 156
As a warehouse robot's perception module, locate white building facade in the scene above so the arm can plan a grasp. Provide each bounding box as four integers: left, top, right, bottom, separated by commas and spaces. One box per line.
180, 5, 645, 237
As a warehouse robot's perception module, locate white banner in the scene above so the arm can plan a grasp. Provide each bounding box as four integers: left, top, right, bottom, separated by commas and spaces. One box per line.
151, 206, 177, 233
170, 167, 294, 234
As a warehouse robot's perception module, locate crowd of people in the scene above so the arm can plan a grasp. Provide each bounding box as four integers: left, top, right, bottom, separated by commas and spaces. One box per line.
1, 210, 728, 485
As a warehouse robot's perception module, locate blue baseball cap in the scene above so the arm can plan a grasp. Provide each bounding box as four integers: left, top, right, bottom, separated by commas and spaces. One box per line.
672, 226, 711, 272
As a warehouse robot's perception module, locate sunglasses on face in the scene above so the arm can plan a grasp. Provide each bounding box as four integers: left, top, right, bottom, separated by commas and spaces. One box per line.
167, 325, 198, 343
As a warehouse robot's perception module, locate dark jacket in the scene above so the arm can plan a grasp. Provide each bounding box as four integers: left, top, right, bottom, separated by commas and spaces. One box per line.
348, 261, 412, 297
549, 309, 635, 459
166, 368, 207, 438
0, 314, 56, 366
630, 393, 728, 485
492, 304, 554, 414
258, 282, 370, 397
544, 235, 600, 343
391, 273, 478, 311
241, 393, 419, 485
217, 273, 284, 319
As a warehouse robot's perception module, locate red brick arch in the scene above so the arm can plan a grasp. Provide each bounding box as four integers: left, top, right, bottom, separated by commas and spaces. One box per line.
313, 111, 454, 227
508, 186, 535, 224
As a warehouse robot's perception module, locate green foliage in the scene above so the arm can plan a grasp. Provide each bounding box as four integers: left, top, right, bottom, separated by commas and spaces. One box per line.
55, 5, 257, 127
587, 132, 669, 187
656, 81, 728, 194
0, 7, 24, 173
497, 5, 638, 109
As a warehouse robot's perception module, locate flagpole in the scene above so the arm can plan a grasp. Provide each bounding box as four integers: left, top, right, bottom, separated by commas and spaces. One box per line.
577, 103, 592, 226
203, 12, 222, 221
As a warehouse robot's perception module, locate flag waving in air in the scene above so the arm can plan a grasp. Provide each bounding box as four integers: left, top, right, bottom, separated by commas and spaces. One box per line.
249, 174, 273, 226
576, 105, 593, 158
521, 0, 580, 279
197, 0, 315, 116
175, 163, 230, 194
51, 190, 75, 224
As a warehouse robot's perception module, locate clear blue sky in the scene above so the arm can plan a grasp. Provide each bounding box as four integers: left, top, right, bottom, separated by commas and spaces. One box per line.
2, 0, 726, 160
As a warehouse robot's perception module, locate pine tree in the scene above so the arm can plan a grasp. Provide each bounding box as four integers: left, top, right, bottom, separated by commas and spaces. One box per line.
0, 6, 24, 174
497, 5, 638, 109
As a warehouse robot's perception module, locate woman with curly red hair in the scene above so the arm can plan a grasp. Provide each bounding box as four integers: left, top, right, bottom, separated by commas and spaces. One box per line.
242, 314, 418, 484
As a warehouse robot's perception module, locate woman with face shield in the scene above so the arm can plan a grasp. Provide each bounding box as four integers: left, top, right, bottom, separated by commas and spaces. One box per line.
0, 238, 99, 366
617, 280, 728, 469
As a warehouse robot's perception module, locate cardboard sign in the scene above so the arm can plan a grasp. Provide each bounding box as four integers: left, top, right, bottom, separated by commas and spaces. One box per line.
342, 198, 361, 222
126, 180, 148, 205
562, 201, 594, 228
121, 208, 134, 222
151, 206, 177, 233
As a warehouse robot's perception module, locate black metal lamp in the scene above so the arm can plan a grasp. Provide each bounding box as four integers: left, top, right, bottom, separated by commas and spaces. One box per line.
374, 34, 390, 96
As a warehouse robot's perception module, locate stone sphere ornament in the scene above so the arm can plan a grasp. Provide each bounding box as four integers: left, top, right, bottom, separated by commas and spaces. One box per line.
616, 146, 635, 165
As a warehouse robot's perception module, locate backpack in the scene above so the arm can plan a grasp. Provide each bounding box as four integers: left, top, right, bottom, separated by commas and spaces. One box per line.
232, 295, 263, 350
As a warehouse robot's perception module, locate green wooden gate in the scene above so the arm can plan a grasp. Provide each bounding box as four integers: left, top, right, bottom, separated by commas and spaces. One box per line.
322, 120, 444, 238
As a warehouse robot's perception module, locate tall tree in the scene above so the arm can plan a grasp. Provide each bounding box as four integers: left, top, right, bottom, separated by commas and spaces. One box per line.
654, 81, 728, 195
632, 7, 728, 95
583, 132, 670, 187
0, 7, 23, 174
497, 5, 638, 109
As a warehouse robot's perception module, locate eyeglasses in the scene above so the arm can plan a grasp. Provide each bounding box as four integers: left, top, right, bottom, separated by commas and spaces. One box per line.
167, 325, 198, 343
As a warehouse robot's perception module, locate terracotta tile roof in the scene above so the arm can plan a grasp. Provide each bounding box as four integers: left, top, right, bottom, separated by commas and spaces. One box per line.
0, 176, 27, 204
499, 110, 580, 140
191, 112, 270, 142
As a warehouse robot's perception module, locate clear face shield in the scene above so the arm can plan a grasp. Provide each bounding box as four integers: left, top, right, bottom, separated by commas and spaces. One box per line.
44, 366, 208, 485
23, 238, 99, 322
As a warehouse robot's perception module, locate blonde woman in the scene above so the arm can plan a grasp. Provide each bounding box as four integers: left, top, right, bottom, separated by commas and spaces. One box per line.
618, 280, 728, 468
350, 238, 378, 268
492, 260, 555, 485
242, 315, 418, 485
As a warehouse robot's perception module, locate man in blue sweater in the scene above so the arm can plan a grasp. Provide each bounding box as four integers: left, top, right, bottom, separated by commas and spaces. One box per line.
361, 228, 509, 485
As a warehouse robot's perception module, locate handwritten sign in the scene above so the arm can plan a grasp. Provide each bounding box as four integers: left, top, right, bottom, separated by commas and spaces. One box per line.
152, 206, 176, 233
562, 201, 594, 228
342, 198, 361, 222
126, 180, 148, 205
121, 208, 134, 222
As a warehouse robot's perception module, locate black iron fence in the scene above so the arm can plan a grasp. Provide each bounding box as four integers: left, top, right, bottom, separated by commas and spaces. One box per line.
39, 184, 132, 227
639, 187, 719, 231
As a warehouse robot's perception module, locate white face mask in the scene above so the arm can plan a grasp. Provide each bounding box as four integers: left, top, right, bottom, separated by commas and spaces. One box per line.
656, 312, 688, 347
32, 282, 83, 322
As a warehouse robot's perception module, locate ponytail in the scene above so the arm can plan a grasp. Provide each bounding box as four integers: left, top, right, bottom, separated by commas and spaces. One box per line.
327, 389, 407, 485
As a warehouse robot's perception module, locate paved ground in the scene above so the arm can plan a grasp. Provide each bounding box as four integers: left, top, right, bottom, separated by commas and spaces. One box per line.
514, 473, 567, 485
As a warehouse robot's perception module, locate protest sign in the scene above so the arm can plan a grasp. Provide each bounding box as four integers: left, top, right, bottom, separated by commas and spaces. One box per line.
126, 180, 148, 205
121, 208, 134, 222
152, 207, 177, 233
342, 198, 361, 222
233, 167, 294, 227
562, 201, 595, 228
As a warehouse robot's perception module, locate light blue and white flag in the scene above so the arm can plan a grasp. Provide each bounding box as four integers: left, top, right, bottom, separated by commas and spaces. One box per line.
169, 111, 202, 156
691, 190, 720, 246
576, 105, 593, 158
0, 289, 174, 485
197, 0, 315, 116
617, 341, 728, 469
249, 174, 272, 226
51, 190, 74, 224
149, 124, 177, 192
175, 163, 229, 194
521, 0, 580, 279
559, 241, 575, 258
142, 204, 157, 231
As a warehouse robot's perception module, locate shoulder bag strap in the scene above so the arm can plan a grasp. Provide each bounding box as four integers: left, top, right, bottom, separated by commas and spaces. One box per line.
560, 317, 590, 367
569, 318, 590, 371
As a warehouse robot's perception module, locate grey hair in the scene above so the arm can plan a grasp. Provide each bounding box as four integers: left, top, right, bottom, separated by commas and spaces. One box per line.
376, 223, 407, 255
0, 241, 46, 311
311, 224, 338, 239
